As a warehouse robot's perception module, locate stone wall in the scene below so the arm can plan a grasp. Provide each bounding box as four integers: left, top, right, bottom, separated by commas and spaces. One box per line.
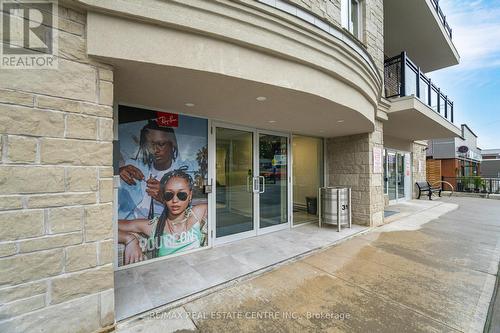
412, 141, 428, 198
327, 120, 385, 226
288, 0, 341, 27
289, 0, 384, 75
0, 5, 115, 332
364, 0, 384, 76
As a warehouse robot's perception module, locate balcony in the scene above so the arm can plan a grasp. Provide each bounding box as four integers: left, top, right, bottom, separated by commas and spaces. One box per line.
430, 0, 453, 39
384, 0, 459, 72
385, 52, 454, 123
383, 52, 461, 141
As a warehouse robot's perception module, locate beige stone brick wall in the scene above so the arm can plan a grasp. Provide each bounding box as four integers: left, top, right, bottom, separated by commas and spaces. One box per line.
288, 0, 341, 27
364, 0, 384, 76
0, 5, 115, 332
288, 0, 384, 75
326, 120, 385, 227
412, 141, 428, 198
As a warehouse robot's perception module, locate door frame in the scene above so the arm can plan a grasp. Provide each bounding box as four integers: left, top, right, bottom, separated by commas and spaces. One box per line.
210, 121, 291, 245
256, 128, 292, 236
386, 149, 412, 204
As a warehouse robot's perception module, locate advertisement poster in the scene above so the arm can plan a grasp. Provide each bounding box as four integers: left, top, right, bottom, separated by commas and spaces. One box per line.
117, 105, 208, 267
373, 147, 383, 174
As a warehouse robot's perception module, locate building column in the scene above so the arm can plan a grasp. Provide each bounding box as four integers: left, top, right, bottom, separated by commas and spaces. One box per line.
0, 5, 115, 332
326, 120, 385, 227
412, 141, 428, 198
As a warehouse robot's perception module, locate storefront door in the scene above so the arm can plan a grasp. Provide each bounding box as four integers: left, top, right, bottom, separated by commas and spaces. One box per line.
213, 123, 290, 244
386, 151, 411, 202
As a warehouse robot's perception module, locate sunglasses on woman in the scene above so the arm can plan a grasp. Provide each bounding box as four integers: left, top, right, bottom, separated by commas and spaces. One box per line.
163, 191, 189, 202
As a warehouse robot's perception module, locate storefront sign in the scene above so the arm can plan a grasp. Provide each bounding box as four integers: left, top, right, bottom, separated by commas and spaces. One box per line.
156, 111, 179, 127
373, 147, 382, 174
117, 106, 208, 267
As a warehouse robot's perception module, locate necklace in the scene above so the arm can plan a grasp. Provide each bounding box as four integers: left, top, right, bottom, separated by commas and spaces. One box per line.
171, 216, 188, 226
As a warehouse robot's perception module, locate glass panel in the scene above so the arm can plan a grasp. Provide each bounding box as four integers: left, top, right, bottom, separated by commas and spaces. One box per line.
430, 88, 439, 112
117, 106, 209, 267
292, 135, 323, 225
397, 153, 405, 199
216, 128, 254, 237
259, 134, 288, 228
383, 149, 388, 194
387, 152, 397, 200
419, 77, 429, 104
405, 64, 417, 97
439, 94, 446, 116
350, 0, 359, 37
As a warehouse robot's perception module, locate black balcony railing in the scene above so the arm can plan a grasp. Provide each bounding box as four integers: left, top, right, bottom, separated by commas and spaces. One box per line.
384, 52, 454, 123
442, 177, 500, 194
430, 0, 453, 39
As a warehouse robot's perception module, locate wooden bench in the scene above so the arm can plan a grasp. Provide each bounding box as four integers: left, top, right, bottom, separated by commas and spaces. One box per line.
416, 181, 442, 200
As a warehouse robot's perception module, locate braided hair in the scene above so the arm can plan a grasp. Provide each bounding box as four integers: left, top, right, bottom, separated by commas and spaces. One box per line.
152, 167, 194, 258
134, 120, 178, 168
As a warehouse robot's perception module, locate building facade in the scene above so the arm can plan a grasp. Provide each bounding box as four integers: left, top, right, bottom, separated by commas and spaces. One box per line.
481, 149, 500, 178
426, 124, 482, 190
0, 0, 460, 331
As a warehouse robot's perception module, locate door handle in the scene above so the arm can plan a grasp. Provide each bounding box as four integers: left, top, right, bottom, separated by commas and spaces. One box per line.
259, 176, 265, 194
253, 177, 260, 193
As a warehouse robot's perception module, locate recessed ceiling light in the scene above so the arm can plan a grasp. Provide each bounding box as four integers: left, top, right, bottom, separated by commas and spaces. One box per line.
337, 120, 344, 123
256, 96, 267, 102
185, 103, 195, 107
268, 120, 276, 123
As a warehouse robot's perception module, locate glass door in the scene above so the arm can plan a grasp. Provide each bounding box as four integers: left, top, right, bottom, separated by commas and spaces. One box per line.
386, 151, 408, 202
387, 152, 397, 201
214, 124, 290, 243
258, 133, 288, 232
215, 127, 254, 240
397, 153, 405, 200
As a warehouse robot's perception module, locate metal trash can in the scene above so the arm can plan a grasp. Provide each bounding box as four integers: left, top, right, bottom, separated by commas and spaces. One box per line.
318, 187, 352, 231
306, 196, 317, 215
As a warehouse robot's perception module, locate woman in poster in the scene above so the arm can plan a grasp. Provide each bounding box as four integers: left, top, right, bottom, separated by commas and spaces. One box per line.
118, 168, 208, 265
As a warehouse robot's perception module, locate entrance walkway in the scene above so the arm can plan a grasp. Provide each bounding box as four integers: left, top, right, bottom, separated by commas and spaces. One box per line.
115, 223, 367, 320
118, 197, 500, 332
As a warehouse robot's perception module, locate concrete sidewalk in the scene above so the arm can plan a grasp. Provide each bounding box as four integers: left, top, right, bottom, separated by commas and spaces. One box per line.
118, 197, 500, 333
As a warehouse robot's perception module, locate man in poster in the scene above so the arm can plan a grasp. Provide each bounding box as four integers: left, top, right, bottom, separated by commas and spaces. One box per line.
118, 119, 179, 220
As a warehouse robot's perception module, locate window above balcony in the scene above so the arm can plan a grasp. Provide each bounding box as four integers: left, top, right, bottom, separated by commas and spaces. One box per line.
341, 0, 364, 41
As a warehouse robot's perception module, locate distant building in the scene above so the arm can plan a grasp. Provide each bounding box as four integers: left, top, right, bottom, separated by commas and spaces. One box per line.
426, 124, 482, 186
481, 149, 500, 178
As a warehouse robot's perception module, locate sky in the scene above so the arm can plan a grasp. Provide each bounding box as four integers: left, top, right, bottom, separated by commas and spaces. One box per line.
427, 0, 500, 149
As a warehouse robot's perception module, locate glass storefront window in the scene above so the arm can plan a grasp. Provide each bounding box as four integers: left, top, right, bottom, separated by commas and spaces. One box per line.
116, 106, 208, 267
292, 135, 323, 225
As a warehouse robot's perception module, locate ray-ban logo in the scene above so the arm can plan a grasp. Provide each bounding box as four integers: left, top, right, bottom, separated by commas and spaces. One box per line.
1, 0, 58, 69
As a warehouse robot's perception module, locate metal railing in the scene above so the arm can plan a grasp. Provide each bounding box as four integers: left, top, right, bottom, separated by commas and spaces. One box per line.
441, 177, 500, 194
430, 0, 453, 39
384, 51, 454, 123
